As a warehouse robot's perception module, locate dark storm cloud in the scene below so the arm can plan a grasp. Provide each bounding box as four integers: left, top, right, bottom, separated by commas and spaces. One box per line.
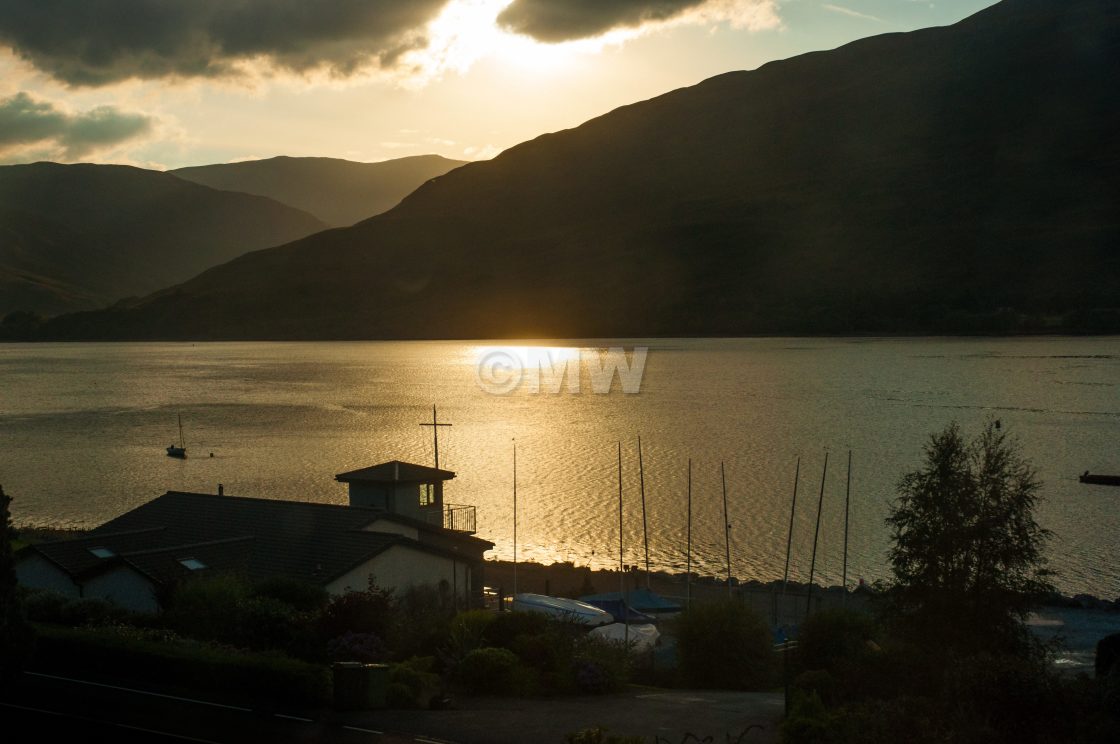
0, 0, 450, 86
497, 0, 711, 42
0, 92, 153, 157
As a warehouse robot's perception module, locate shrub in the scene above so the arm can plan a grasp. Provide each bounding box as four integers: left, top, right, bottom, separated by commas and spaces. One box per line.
447, 609, 495, 660
33, 624, 330, 706
389, 584, 456, 660
254, 577, 328, 612
165, 574, 253, 643
58, 597, 116, 627
782, 689, 838, 744
796, 608, 878, 674
793, 670, 840, 708
21, 589, 69, 623
388, 656, 441, 708
941, 652, 1061, 741
238, 596, 300, 651
565, 727, 646, 744
328, 632, 389, 663
572, 636, 630, 695
316, 581, 395, 642
511, 632, 563, 674
676, 600, 775, 689
456, 646, 520, 695
483, 610, 550, 649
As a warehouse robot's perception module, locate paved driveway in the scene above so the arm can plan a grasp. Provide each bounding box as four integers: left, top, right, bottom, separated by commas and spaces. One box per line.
354, 688, 784, 744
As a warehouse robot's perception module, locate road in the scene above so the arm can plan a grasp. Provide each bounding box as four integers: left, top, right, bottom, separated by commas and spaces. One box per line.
0, 671, 445, 743
2, 670, 782, 743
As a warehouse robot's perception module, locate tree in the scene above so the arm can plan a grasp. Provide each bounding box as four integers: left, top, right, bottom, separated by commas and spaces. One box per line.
885, 422, 1053, 653
1, 486, 34, 682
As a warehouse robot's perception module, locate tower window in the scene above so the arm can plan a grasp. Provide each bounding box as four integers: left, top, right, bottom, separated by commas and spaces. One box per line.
420, 483, 435, 507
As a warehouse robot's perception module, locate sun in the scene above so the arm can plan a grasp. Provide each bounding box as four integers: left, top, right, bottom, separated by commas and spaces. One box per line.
406, 0, 588, 82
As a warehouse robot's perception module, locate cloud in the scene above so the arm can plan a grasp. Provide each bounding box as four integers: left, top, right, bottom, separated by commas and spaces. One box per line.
0, 0, 451, 87
822, 4, 884, 23
0, 92, 154, 159
496, 0, 779, 43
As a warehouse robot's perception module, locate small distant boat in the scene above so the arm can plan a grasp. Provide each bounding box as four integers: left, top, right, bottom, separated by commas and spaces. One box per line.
511, 593, 614, 627
1080, 472, 1120, 487
167, 414, 187, 459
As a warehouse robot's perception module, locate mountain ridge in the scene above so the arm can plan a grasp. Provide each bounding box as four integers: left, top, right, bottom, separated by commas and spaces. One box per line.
172, 154, 469, 227
24, 0, 1120, 340
0, 162, 327, 317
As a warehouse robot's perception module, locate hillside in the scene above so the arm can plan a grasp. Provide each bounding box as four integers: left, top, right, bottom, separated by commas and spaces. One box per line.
34, 0, 1120, 339
172, 155, 468, 227
0, 163, 326, 317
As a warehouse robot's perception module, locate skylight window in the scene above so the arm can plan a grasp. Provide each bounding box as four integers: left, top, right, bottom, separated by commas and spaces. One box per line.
178, 557, 207, 571
88, 547, 115, 558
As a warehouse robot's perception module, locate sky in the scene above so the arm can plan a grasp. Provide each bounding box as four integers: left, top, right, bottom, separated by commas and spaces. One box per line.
0, 0, 998, 169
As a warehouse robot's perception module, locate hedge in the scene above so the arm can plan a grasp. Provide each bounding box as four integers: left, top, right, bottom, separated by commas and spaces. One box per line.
32, 624, 330, 707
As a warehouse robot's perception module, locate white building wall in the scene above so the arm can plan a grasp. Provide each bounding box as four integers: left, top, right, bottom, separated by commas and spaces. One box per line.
360, 519, 420, 540
15, 553, 80, 598
326, 545, 470, 602
83, 566, 161, 614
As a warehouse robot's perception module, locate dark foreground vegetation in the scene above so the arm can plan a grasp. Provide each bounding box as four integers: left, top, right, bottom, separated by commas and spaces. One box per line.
783, 422, 1120, 744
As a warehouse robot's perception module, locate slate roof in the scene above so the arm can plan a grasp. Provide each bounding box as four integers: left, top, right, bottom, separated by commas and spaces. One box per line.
20, 491, 491, 589
335, 460, 456, 484
31, 527, 169, 579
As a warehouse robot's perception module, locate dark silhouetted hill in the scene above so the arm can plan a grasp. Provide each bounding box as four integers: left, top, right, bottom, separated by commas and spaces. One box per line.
0, 163, 326, 317
35, 0, 1120, 340
172, 155, 468, 227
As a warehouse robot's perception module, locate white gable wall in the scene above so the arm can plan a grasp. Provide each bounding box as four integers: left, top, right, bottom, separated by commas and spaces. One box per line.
326, 545, 470, 602
360, 518, 419, 540
15, 553, 80, 598
83, 566, 160, 614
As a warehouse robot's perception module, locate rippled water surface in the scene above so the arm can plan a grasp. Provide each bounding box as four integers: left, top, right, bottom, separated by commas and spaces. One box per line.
1, 338, 1117, 598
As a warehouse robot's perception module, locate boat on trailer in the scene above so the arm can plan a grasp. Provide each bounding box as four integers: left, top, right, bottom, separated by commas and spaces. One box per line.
511, 593, 614, 626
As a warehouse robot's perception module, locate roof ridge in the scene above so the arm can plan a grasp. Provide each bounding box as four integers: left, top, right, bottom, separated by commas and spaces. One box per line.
51, 526, 167, 543
121, 535, 256, 557
163, 490, 373, 512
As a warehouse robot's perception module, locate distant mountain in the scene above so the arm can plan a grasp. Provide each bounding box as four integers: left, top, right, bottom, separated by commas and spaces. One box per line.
32, 0, 1120, 340
0, 163, 325, 317
172, 155, 469, 227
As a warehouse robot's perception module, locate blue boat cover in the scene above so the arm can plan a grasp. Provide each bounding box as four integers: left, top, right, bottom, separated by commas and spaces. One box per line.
580, 588, 682, 614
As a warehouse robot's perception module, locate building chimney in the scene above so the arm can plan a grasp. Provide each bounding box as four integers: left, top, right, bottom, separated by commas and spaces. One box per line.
218, 483, 224, 496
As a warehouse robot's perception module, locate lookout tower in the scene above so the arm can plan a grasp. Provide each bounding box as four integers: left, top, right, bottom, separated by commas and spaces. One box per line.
335, 460, 475, 533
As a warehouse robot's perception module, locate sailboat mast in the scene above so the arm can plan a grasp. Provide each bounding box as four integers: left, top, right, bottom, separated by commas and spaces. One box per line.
806, 452, 829, 615
780, 456, 801, 624
178, 414, 184, 449
638, 436, 650, 588
721, 461, 731, 599
686, 458, 692, 609
618, 442, 629, 646
842, 450, 852, 602
513, 442, 518, 599
781, 457, 801, 589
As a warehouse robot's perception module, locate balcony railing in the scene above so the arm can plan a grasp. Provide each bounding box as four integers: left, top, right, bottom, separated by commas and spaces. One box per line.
443, 503, 477, 534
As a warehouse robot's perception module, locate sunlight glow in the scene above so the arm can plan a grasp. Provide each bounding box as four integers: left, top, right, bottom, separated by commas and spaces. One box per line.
473, 345, 582, 369
402, 0, 584, 86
